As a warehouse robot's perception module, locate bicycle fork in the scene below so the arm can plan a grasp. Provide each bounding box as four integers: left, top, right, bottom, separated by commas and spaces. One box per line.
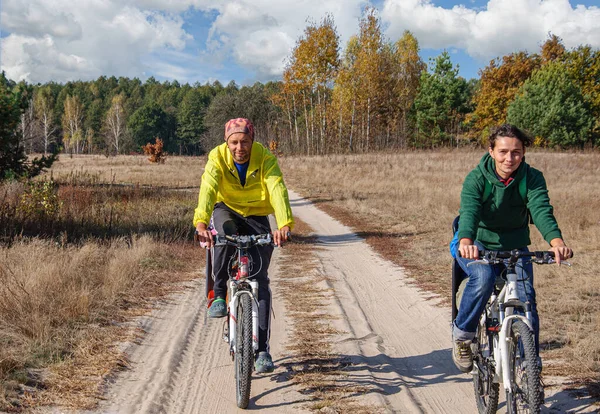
227, 279, 260, 355
496, 271, 534, 393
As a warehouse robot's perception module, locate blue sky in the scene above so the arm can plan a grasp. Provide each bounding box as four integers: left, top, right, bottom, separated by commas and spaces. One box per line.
1, 0, 599, 84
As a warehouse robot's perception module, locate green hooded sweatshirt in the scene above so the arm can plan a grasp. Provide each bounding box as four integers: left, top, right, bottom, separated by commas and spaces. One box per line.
457, 153, 562, 250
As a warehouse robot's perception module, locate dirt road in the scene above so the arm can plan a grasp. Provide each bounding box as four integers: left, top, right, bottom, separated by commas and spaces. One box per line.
85, 191, 594, 413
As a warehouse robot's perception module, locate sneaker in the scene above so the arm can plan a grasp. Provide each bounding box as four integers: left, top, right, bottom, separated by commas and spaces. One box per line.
254, 352, 275, 373
452, 339, 473, 373
208, 298, 227, 318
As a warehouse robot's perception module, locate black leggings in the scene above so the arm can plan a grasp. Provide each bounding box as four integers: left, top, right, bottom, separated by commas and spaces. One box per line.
211, 203, 273, 353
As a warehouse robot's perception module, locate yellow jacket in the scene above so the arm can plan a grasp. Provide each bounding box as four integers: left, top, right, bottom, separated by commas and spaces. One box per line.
193, 142, 294, 230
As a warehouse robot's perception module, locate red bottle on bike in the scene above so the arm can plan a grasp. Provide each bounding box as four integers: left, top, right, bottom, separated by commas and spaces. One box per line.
237, 256, 249, 279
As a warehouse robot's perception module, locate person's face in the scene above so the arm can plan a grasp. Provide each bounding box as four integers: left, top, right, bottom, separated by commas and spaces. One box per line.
227, 133, 253, 163
489, 136, 525, 179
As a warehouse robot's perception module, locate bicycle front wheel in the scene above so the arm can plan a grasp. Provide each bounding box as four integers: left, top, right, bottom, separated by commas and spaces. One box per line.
506, 319, 542, 414
235, 294, 253, 409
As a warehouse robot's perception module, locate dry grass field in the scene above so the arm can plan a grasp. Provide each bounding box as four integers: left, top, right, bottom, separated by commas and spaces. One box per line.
0, 154, 202, 410
279, 150, 600, 395
46, 154, 204, 188
0, 151, 598, 410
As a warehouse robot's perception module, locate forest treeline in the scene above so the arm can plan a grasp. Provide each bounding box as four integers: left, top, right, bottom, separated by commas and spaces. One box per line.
2, 8, 599, 164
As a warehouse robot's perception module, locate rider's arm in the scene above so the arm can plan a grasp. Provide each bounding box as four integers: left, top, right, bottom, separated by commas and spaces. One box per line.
262, 152, 294, 232
456, 171, 486, 257
193, 152, 222, 229
527, 170, 572, 263
526, 169, 563, 244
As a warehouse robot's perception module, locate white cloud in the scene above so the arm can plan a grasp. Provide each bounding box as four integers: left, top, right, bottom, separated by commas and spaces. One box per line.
1, 34, 94, 82
131, 0, 216, 13
1, 0, 193, 83
1, 0, 365, 83
203, 0, 365, 79
0, 0, 82, 40
381, 0, 600, 62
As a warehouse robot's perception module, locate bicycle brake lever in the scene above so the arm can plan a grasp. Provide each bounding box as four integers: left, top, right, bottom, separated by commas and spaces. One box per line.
467, 259, 489, 267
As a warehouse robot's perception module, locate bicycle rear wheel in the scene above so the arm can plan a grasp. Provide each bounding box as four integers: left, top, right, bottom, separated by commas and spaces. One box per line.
506, 319, 542, 414
473, 326, 499, 413
235, 294, 253, 408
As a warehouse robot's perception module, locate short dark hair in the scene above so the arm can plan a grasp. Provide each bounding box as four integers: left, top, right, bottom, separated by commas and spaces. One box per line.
488, 124, 532, 149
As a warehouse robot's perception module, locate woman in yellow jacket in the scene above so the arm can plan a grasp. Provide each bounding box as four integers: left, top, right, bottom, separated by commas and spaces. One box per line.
194, 118, 293, 373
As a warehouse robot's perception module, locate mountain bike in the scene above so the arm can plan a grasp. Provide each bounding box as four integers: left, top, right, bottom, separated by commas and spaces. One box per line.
205, 233, 273, 409
458, 249, 570, 414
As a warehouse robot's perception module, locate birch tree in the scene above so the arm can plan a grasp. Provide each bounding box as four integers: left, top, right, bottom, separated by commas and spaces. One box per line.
104, 94, 126, 154
34, 86, 57, 155
62, 95, 84, 154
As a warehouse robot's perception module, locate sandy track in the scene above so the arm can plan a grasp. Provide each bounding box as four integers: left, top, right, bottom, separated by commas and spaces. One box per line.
77, 191, 594, 414
288, 191, 476, 413
90, 255, 310, 414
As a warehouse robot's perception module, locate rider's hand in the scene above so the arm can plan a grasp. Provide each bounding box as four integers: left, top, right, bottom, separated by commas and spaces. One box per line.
549, 238, 572, 265
196, 222, 214, 249
273, 226, 291, 247
458, 238, 479, 260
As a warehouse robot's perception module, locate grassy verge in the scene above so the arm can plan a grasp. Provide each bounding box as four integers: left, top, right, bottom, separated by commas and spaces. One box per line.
276, 218, 378, 413
0, 156, 203, 411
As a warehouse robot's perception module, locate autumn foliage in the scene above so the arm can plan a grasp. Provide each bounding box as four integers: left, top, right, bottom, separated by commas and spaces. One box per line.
269, 139, 280, 155
468, 52, 541, 142
142, 138, 166, 164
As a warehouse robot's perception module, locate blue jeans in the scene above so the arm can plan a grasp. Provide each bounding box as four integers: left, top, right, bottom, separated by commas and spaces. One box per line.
453, 243, 539, 353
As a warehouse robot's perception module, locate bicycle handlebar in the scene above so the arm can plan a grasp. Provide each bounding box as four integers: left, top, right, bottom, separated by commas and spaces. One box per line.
214, 233, 274, 248
480, 250, 554, 264
465, 249, 571, 266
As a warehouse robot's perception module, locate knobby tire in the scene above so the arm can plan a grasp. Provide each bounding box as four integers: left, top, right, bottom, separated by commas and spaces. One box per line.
506, 319, 542, 414
235, 294, 254, 409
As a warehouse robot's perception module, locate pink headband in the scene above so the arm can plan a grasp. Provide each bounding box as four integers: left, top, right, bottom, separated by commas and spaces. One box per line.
224, 118, 254, 141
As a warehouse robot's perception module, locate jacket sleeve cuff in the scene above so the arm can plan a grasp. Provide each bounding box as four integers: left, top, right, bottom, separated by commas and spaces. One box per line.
457, 231, 475, 241
276, 218, 294, 231
544, 230, 563, 245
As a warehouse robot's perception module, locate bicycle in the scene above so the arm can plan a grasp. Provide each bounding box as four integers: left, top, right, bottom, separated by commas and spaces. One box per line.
453, 245, 570, 414
204, 233, 274, 409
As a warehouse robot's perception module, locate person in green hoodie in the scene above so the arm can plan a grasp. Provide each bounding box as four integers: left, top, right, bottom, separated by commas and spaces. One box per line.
452, 123, 573, 373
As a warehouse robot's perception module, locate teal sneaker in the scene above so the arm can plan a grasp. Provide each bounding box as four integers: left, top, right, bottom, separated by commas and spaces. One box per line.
254, 352, 275, 373
208, 298, 227, 318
